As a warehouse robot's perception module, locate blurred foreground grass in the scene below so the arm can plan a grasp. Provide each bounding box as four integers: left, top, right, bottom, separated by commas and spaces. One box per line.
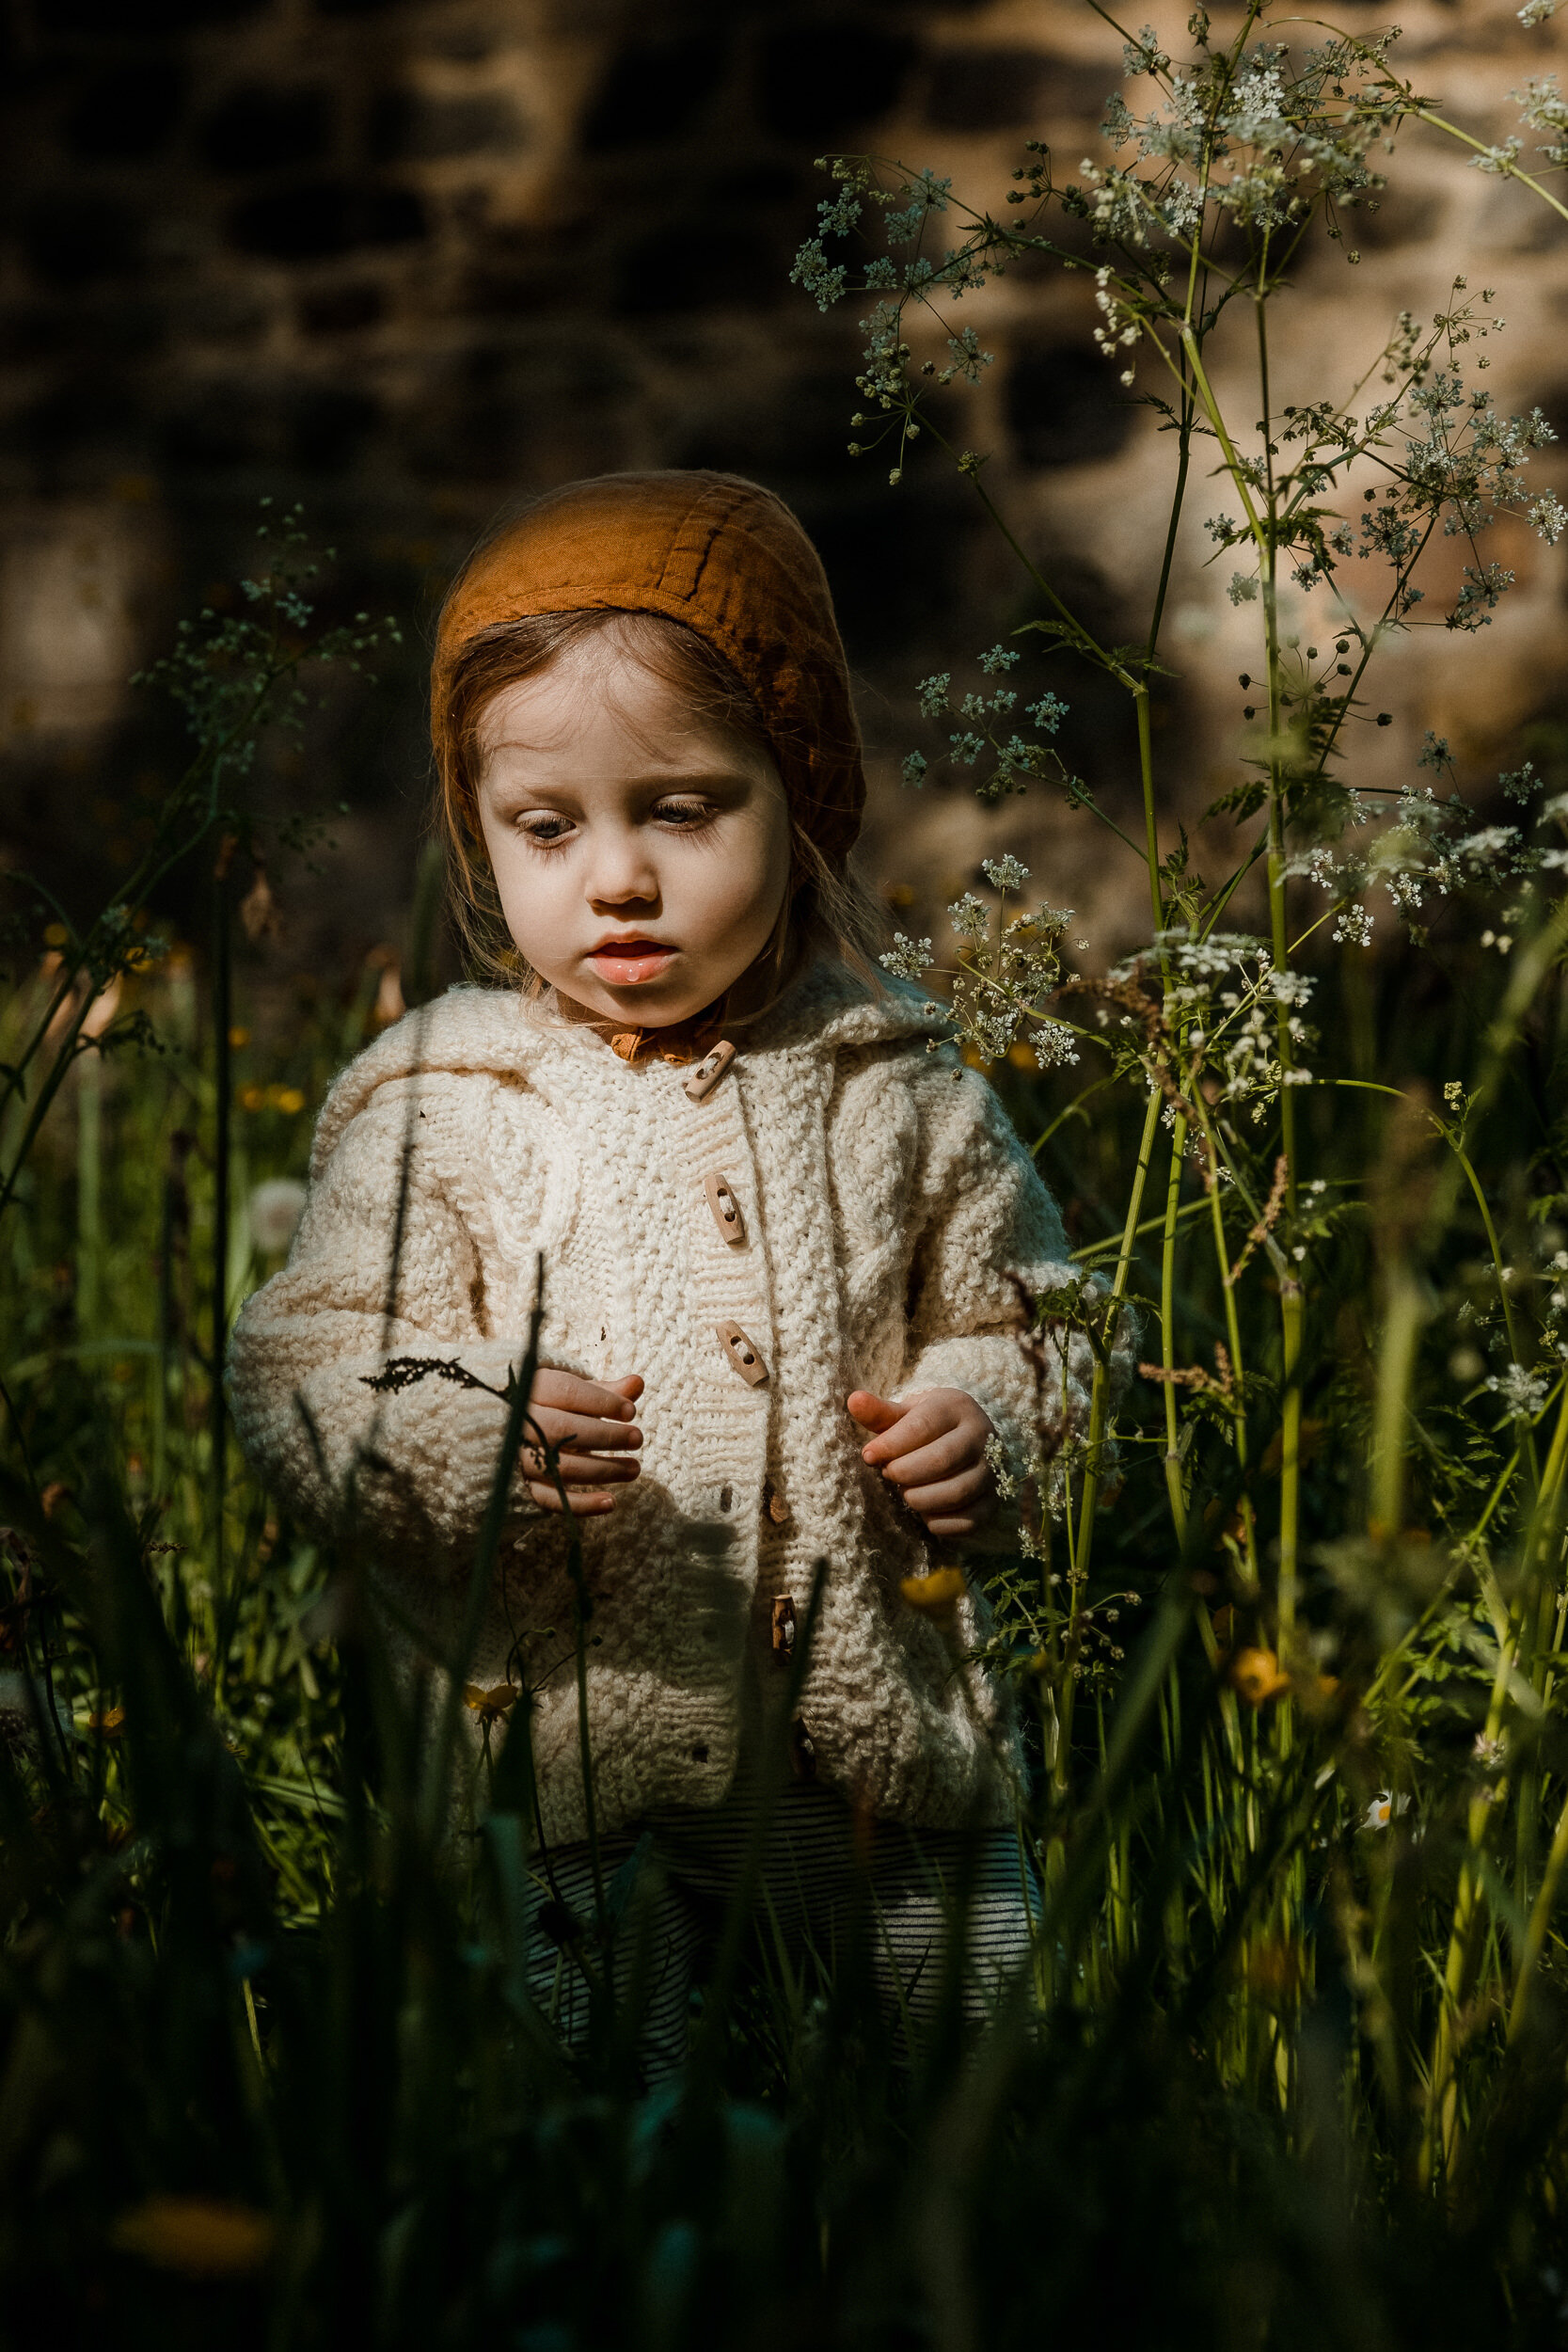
3, 865, 1568, 2349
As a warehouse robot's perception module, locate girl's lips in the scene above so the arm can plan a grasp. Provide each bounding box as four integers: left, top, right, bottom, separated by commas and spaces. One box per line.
589, 943, 677, 986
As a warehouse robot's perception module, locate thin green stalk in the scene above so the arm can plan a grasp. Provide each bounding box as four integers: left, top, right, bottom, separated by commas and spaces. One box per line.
1370, 1266, 1424, 1538
1509, 1779, 1568, 2044
1070, 1190, 1212, 1264
1513, 1383, 1568, 1896
1145, 402, 1195, 661
1196, 1117, 1249, 1469
1402, 105, 1568, 228
76, 1049, 103, 1337
153, 1159, 173, 1499
1276, 1279, 1304, 1642
1421, 1606, 1522, 2187
1180, 326, 1267, 551
1134, 686, 1162, 933
1450, 1135, 1540, 1490
1161, 1116, 1189, 1544
211, 857, 232, 1611
1072, 1083, 1164, 1586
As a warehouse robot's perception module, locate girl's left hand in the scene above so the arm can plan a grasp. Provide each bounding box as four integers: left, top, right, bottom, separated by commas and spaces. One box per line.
847, 1387, 996, 1540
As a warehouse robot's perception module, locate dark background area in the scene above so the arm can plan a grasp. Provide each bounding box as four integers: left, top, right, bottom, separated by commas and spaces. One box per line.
0, 0, 1151, 985
3, 0, 1564, 994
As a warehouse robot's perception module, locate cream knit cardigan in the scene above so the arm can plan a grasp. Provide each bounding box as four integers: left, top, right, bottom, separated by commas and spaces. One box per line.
230, 958, 1099, 1841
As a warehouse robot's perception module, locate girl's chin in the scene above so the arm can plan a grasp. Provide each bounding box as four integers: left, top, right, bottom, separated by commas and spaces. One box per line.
559, 975, 715, 1025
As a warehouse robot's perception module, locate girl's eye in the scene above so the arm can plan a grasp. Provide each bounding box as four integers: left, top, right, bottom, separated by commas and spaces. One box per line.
518, 814, 575, 846
654, 800, 715, 829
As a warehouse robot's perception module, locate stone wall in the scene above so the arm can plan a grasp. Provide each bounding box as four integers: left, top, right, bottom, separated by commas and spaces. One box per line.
2, 0, 1564, 971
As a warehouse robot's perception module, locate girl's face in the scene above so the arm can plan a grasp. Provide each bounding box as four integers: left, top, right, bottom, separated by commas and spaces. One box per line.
475, 641, 793, 1028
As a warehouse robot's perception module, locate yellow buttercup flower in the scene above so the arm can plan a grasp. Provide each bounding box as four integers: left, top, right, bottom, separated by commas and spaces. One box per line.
465, 1681, 519, 1725
1230, 1647, 1290, 1706
900, 1566, 966, 1613
110, 2197, 276, 2277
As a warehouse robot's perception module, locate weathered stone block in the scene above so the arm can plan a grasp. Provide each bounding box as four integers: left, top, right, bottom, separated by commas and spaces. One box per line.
298, 280, 388, 335
370, 91, 529, 163
24, 195, 145, 289
228, 180, 425, 260
64, 61, 187, 163
199, 86, 333, 175
753, 24, 917, 141
582, 33, 730, 150
1006, 344, 1139, 469
922, 47, 1048, 132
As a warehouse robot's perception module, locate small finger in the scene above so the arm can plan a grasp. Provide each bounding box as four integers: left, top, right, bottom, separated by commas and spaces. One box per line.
879, 1429, 974, 1486
530, 1412, 642, 1455
526, 1482, 620, 1515
922, 1512, 981, 1539
862, 1406, 954, 1465
537, 1371, 641, 1421
900, 1468, 989, 1517
847, 1390, 904, 1437
563, 1415, 644, 1454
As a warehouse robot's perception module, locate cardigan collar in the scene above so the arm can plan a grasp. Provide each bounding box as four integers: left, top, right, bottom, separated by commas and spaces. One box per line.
309, 959, 953, 1176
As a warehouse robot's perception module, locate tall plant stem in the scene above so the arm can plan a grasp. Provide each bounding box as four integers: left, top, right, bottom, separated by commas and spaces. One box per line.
1370, 1265, 1423, 1538
1145, 408, 1194, 664
1250, 276, 1307, 1646
76, 1048, 103, 1337
211, 850, 232, 1608
1450, 1136, 1540, 1491
1198, 1119, 1249, 1470
1134, 687, 1163, 934
1421, 1385, 1568, 2151
1402, 107, 1568, 229
1421, 1606, 1521, 2188
1276, 1278, 1304, 1641
1072, 1083, 1163, 1588
1509, 1775, 1568, 2045
1160, 1118, 1188, 1543
1513, 1383, 1568, 1896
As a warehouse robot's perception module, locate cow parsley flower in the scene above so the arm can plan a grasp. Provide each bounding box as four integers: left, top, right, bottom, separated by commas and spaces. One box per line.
881, 934, 934, 980
1530, 491, 1568, 544
1029, 1019, 1082, 1071
1487, 1361, 1549, 1418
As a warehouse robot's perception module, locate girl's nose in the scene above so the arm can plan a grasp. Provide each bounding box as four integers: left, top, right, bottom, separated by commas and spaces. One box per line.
584, 826, 660, 911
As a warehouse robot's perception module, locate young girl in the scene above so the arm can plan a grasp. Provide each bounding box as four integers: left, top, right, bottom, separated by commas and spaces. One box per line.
230, 470, 1096, 2075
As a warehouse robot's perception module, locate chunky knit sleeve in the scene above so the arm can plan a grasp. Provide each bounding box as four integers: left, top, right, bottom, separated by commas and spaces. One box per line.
229, 1075, 531, 1557
897, 1058, 1128, 1520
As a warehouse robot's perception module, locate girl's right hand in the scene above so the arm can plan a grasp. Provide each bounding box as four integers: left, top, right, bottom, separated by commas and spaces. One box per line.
522, 1370, 643, 1514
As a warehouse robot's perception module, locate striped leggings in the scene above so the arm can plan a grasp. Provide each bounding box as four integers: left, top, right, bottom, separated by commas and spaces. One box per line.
526, 1762, 1040, 2082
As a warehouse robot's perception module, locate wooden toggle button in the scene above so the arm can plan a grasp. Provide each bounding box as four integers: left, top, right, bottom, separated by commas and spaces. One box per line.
703, 1169, 746, 1245
770, 1595, 796, 1663
683, 1039, 736, 1102
715, 1319, 768, 1387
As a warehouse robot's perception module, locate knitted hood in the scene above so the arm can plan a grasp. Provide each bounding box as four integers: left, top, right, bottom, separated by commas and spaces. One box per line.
431, 470, 865, 866
309, 961, 947, 1182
